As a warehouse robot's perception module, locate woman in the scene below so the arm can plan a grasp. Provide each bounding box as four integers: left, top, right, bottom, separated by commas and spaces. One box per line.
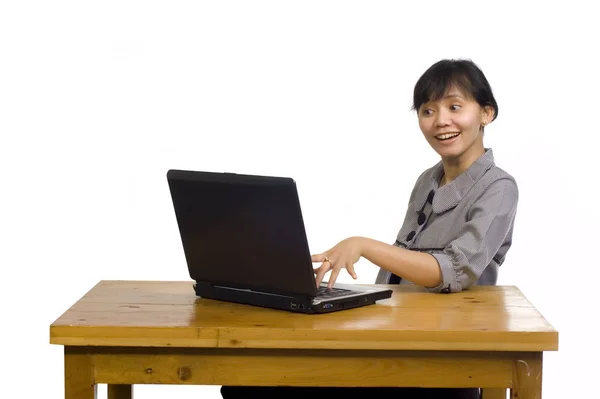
221, 58, 518, 399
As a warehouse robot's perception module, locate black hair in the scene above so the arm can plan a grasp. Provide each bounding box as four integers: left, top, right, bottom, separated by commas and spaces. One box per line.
412, 59, 498, 121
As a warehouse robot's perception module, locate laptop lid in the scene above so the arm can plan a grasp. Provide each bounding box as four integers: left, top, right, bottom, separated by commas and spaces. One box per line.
167, 170, 319, 298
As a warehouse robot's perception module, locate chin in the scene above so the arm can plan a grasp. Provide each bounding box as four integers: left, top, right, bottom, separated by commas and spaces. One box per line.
434, 147, 463, 159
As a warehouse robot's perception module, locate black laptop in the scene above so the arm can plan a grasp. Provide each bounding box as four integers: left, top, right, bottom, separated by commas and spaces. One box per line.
166, 169, 392, 314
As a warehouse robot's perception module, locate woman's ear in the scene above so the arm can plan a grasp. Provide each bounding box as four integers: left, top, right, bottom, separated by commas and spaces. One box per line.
483, 105, 495, 124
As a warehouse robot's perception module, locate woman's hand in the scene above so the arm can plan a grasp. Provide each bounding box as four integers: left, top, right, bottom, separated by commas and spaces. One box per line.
311, 237, 364, 289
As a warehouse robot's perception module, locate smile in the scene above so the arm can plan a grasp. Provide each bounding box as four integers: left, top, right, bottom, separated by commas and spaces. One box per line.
435, 132, 460, 141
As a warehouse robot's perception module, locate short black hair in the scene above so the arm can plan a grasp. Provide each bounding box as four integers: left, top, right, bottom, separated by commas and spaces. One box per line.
412, 59, 498, 121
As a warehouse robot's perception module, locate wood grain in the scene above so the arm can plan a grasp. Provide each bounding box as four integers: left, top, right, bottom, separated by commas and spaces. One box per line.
64, 347, 97, 399
511, 353, 542, 399
90, 347, 514, 388
107, 384, 132, 399
50, 281, 559, 352
482, 388, 507, 399
52, 282, 557, 399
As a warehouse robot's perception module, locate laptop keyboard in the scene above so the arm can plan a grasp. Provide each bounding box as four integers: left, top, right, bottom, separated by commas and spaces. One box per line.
316, 286, 354, 299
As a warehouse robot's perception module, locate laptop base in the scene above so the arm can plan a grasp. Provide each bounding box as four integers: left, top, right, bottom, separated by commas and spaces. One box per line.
194, 282, 392, 314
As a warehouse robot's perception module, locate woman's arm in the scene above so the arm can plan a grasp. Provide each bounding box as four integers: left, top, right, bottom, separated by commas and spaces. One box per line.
359, 237, 442, 288
426, 178, 519, 293
313, 178, 518, 292
313, 237, 441, 289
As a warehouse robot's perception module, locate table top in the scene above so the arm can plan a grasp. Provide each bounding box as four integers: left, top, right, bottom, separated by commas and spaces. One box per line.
50, 280, 558, 352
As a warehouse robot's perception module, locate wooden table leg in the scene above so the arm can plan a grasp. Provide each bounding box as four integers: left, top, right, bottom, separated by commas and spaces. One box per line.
511, 353, 542, 399
482, 388, 506, 399
65, 347, 97, 399
108, 384, 133, 399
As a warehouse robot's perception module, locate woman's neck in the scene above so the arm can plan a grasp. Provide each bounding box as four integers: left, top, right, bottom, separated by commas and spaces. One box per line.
439, 145, 485, 186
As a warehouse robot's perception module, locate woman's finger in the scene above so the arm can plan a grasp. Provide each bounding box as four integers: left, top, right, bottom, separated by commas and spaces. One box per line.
314, 261, 331, 287
327, 266, 341, 289
346, 262, 358, 279
311, 253, 329, 263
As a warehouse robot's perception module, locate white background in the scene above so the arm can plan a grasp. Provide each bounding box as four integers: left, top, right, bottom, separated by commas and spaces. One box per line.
1, 1, 598, 398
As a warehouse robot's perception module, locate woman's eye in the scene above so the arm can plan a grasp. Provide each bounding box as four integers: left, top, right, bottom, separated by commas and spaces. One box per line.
450, 105, 461, 111
422, 109, 433, 115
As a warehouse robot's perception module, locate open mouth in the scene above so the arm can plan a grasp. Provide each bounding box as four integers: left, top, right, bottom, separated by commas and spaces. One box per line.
436, 132, 460, 141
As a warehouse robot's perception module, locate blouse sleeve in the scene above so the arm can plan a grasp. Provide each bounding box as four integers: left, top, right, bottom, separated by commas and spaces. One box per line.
428, 178, 518, 293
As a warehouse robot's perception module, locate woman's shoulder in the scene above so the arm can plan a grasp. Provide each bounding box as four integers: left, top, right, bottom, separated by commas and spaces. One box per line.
474, 164, 519, 207
485, 164, 518, 190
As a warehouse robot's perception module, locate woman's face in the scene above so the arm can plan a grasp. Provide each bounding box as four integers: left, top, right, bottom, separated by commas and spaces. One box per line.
418, 87, 493, 161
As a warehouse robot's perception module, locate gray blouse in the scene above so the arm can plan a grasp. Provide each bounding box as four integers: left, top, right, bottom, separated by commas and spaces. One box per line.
374, 149, 518, 293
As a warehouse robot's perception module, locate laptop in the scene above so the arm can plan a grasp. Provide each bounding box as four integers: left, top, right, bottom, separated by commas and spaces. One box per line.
166, 169, 393, 314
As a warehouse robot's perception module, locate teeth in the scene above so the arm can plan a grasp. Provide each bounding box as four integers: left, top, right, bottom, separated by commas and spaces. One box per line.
436, 133, 460, 140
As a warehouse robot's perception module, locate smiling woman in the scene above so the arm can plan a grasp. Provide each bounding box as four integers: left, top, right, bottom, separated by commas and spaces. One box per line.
310, 59, 516, 297
221, 59, 517, 399
414, 59, 498, 176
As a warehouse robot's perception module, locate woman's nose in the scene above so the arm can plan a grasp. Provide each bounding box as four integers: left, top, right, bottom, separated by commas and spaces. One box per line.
435, 110, 451, 126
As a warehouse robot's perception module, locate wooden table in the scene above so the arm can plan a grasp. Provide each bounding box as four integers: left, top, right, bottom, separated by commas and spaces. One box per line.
50, 281, 558, 399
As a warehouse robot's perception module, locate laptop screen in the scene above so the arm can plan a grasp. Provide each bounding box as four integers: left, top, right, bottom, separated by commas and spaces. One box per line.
167, 170, 318, 297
